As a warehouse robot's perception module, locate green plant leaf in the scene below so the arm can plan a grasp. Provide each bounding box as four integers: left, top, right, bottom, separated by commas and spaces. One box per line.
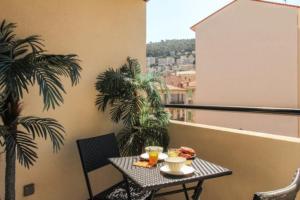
117, 127, 144, 156
0, 125, 8, 138
96, 57, 170, 156
5, 131, 38, 168
0, 19, 81, 109
18, 116, 65, 152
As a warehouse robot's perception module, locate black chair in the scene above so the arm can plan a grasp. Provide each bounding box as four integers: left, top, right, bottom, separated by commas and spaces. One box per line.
253, 169, 300, 200
77, 133, 150, 200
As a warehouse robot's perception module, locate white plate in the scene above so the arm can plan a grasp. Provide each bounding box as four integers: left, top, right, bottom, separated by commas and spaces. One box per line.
140, 152, 168, 161
160, 165, 195, 176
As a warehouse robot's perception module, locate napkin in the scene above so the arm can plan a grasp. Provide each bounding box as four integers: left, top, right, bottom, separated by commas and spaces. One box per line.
133, 161, 153, 168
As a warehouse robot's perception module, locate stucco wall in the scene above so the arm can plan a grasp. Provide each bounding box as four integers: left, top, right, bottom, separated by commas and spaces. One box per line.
0, 0, 146, 199
194, 0, 299, 137
298, 9, 300, 137
167, 121, 300, 200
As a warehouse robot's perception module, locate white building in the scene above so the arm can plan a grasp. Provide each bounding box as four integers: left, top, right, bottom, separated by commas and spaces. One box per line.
147, 57, 156, 67
166, 56, 175, 65
193, 0, 300, 137
177, 55, 195, 65
158, 56, 175, 66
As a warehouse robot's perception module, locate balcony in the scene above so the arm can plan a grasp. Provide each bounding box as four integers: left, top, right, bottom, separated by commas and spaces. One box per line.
169, 101, 185, 104
165, 120, 300, 199
1, 0, 300, 200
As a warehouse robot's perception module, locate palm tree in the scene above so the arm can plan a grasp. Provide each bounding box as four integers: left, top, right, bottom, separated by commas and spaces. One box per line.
95, 57, 169, 156
0, 20, 81, 200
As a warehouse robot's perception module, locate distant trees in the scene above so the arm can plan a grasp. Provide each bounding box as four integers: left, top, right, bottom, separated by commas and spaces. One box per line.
147, 39, 195, 57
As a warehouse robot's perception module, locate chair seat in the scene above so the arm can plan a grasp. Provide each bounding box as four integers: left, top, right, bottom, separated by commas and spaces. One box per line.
92, 180, 151, 200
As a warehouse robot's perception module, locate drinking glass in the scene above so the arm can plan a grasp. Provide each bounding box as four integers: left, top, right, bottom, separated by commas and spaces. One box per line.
148, 151, 159, 166
168, 148, 179, 157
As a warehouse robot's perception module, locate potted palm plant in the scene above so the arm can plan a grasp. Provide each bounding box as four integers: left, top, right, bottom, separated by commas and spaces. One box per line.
95, 57, 169, 156
0, 20, 81, 200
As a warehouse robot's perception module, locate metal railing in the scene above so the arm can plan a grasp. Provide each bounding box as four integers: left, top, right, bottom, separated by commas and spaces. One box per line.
169, 101, 185, 104
163, 104, 300, 116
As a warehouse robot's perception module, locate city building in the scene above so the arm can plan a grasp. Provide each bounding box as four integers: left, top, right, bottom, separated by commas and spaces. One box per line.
192, 0, 300, 137
158, 57, 167, 66
157, 56, 175, 66
161, 85, 188, 121
166, 56, 175, 65
147, 56, 156, 67
161, 71, 196, 122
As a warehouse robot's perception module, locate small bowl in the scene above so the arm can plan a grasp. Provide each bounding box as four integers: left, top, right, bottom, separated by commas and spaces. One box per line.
165, 157, 186, 172
145, 146, 163, 154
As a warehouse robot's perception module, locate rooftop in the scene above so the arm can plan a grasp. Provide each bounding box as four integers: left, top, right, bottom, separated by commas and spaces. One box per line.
191, 0, 300, 31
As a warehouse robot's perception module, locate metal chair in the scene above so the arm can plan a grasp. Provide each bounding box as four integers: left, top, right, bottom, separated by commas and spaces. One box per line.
77, 133, 150, 200
253, 169, 300, 200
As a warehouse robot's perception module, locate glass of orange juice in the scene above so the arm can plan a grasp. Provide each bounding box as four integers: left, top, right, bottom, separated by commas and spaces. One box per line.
148, 151, 159, 166
168, 148, 179, 157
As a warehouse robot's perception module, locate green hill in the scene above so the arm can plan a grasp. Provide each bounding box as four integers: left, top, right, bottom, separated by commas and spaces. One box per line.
147, 39, 195, 57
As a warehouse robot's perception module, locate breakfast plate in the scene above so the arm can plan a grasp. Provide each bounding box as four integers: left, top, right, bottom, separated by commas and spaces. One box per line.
140, 152, 168, 161
178, 146, 196, 160
160, 165, 195, 176
179, 154, 196, 160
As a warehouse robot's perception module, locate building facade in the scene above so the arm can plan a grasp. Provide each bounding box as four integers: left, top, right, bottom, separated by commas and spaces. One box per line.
193, 0, 300, 137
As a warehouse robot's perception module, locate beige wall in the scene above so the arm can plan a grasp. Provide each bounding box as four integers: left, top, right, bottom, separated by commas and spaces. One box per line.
194, 0, 299, 137
167, 121, 300, 200
0, 0, 146, 199
298, 10, 300, 137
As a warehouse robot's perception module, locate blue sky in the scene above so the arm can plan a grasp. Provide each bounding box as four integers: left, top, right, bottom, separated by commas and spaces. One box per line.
146, 0, 300, 43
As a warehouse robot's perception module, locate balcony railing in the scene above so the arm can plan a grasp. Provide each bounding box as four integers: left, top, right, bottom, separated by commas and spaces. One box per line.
167, 120, 300, 200
164, 104, 300, 116
169, 101, 185, 104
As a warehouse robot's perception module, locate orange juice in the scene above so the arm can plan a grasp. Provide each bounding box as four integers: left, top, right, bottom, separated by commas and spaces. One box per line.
148, 151, 159, 166
168, 148, 179, 157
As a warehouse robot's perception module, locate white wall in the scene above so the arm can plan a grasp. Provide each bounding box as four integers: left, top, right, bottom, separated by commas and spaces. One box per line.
194, 0, 299, 137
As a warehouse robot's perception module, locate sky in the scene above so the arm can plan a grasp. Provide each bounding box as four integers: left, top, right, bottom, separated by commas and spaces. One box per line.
146, 0, 300, 43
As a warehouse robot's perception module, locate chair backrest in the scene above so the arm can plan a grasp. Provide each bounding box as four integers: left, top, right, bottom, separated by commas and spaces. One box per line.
253, 169, 300, 200
77, 133, 120, 199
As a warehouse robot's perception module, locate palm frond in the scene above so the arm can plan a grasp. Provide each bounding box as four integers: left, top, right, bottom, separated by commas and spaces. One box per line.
33, 54, 81, 86
117, 127, 144, 156
95, 94, 112, 112
96, 57, 169, 155
0, 125, 8, 138
0, 125, 8, 147
0, 19, 81, 109
0, 20, 16, 43
124, 57, 141, 78
12, 35, 44, 57
32, 62, 66, 110
142, 118, 169, 149
95, 67, 130, 111
0, 56, 33, 99
30, 54, 81, 110
0, 23, 43, 100
18, 116, 65, 152
0, 94, 6, 113
120, 96, 144, 126
153, 108, 170, 126
139, 72, 166, 108
5, 131, 38, 168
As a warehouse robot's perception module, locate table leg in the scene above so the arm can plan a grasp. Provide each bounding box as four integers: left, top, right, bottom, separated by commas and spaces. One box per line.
192, 180, 203, 200
123, 175, 132, 200
148, 189, 159, 200
182, 184, 190, 200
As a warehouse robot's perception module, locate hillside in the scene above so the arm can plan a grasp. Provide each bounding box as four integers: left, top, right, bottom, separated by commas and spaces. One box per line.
147, 39, 195, 57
